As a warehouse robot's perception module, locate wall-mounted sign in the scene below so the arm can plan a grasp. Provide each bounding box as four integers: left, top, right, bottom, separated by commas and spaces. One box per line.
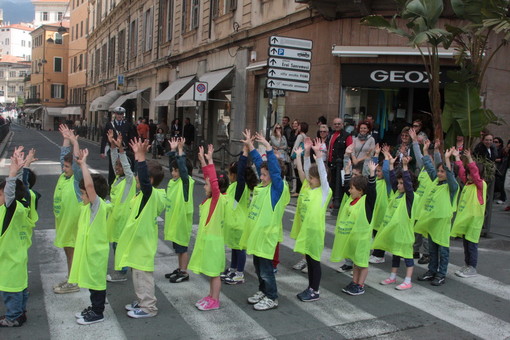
267, 79, 309, 93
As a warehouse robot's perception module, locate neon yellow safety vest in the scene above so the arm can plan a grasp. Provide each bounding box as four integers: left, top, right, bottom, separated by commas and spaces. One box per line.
293, 186, 332, 261
68, 199, 109, 290
330, 195, 372, 267
240, 182, 290, 260
0, 201, 31, 292
372, 179, 389, 231
413, 168, 432, 222
372, 194, 414, 259
164, 177, 195, 246
106, 176, 136, 243
188, 195, 227, 277
414, 179, 457, 247
290, 180, 310, 240
115, 189, 166, 272
224, 182, 251, 250
451, 181, 487, 243
53, 173, 81, 248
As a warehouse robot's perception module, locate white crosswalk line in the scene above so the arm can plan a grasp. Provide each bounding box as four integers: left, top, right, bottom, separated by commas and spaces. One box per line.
278, 229, 510, 340
154, 238, 275, 340
35, 230, 127, 340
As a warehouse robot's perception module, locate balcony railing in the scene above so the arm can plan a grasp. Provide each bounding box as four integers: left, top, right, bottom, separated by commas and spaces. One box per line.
25, 98, 41, 104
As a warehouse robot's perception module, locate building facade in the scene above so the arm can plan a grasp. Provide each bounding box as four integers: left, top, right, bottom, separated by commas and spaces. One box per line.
0, 55, 31, 105
85, 0, 510, 147
32, 0, 70, 28
0, 24, 34, 61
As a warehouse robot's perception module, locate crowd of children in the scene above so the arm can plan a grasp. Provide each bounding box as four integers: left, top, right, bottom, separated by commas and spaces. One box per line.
0, 123, 491, 327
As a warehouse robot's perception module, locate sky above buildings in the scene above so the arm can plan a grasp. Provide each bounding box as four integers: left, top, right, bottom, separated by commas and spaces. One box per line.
1, 0, 35, 24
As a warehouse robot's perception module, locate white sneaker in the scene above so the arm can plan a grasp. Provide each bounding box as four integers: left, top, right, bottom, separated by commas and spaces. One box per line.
369, 255, 385, 264
456, 266, 478, 278
496, 200, 504, 205
292, 259, 307, 270
107, 271, 127, 282
224, 272, 245, 285
301, 266, 308, 274
253, 296, 278, 311
454, 266, 468, 276
247, 291, 265, 304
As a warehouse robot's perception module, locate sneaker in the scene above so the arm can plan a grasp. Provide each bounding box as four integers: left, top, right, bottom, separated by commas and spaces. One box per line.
195, 296, 210, 308
297, 288, 320, 302
127, 308, 156, 319
380, 277, 396, 285
18, 313, 27, 325
169, 270, 189, 283
418, 255, 430, 264
54, 282, 80, 294
76, 310, 104, 325
220, 268, 234, 280
197, 297, 220, 311
431, 276, 446, 286
413, 252, 420, 259
0, 316, 21, 327
345, 283, 365, 296
337, 264, 353, 273
456, 266, 477, 278
496, 199, 504, 204
417, 271, 435, 281
224, 272, 245, 285
292, 259, 307, 270
75, 306, 92, 319
124, 301, 140, 311
253, 296, 278, 311
342, 281, 356, 293
454, 266, 469, 277
247, 291, 265, 304
53, 279, 68, 289
107, 271, 128, 282
395, 282, 413, 290
301, 266, 308, 274
369, 255, 385, 264
273, 267, 278, 274
165, 268, 180, 279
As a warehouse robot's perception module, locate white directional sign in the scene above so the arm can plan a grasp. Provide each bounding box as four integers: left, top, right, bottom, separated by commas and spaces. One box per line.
268, 47, 312, 61
267, 58, 311, 72
267, 79, 309, 93
269, 36, 313, 50
267, 68, 310, 82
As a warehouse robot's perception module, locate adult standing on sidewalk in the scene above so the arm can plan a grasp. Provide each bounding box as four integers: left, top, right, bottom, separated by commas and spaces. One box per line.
183, 117, 195, 156
327, 118, 352, 211
100, 107, 136, 186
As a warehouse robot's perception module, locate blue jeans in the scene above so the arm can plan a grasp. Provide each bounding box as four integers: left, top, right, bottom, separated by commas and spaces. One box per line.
1, 289, 28, 321
391, 255, 414, 268
463, 238, 478, 268
428, 238, 449, 277
231, 249, 246, 272
253, 255, 277, 300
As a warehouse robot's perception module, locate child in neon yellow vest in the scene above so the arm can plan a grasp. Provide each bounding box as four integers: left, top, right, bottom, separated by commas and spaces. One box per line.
331, 159, 377, 296
164, 137, 195, 283
293, 138, 332, 302
0, 148, 33, 327
190, 145, 229, 310
451, 149, 487, 278
415, 140, 459, 286
240, 130, 290, 311
69, 148, 110, 325
53, 124, 83, 294
105, 131, 136, 283
115, 138, 166, 318
222, 144, 258, 285
374, 153, 418, 290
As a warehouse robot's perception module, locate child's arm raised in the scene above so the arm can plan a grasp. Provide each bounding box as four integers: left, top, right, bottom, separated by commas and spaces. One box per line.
234, 145, 249, 202
452, 147, 466, 184
444, 147, 459, 202
177, 137, 191, 202
255, 132, 283, 207
130, 138, 152, 197
76, 149, 97, 203
365, 160, 378, 223
402, 156, 415, 217
58, 124, 71, 169
303, 137, 312, 179
243, 129, 262, 175
294, 146, 306, 183
312, 138, 330, 206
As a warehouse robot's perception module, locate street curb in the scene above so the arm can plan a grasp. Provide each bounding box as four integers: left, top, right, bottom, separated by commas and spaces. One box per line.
0, 130, 13, 158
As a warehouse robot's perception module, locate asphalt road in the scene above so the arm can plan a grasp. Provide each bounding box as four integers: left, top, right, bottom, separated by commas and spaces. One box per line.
1, 123, 509, 340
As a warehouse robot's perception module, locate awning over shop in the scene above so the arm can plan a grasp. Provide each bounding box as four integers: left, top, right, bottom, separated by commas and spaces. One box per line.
108, 88, 150, 111
153, 76, 195, 106
23, 106, 42, 115
62, 106, 82, 116
90, 90, 122, 111
177, 68, 234, 107
46, 107, 66, 116
246, 60, 267, 71
331, 46, 456, 58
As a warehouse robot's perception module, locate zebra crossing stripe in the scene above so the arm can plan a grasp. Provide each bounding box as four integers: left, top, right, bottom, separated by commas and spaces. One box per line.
35, 229, 127, 339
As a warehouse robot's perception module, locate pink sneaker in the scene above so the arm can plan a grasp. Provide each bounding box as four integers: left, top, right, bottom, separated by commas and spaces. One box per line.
380, 277, 397, 285
195, 296, 210, 308
395, 282, 413, 290
198, 297, 220, 311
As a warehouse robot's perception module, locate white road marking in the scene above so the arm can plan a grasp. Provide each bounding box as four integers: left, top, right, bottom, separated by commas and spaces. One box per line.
35, 230, 127, 340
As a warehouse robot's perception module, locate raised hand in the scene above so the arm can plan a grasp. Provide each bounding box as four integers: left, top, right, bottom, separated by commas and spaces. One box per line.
464, 148, 473, 163
368, 160, 377, 176
24, 148, 38, 167
178, 138, 185, 153
168, 137, 178, 151
198, 145, 206, 166
381, 144, 391, 160
445, 147, 454, 159
451, 147, 460, 160
294, 146, 304, 158
9, 148, 26, 176
107, 129, 115, 146
434, 138, 441, 151
241, 129, 254, 150
254, 132, 271, 150
345, 144, 354, 155
409, 128, 417, 142
423, 139, 431, 155
312, 138, 322, 152
59, 124, 70, 137
13, 146, 24, 158
374, 143, 381, 156
206, 144, 214, 164
303, 137, 313, 152
76, 148, 89, 166
113, 134, 124, 150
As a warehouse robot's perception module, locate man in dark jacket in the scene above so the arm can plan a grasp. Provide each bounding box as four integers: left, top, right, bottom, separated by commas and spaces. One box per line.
327, 118, 352, 212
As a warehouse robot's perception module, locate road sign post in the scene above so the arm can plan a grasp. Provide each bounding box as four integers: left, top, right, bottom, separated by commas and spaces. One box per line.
193, 82, 208, 102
